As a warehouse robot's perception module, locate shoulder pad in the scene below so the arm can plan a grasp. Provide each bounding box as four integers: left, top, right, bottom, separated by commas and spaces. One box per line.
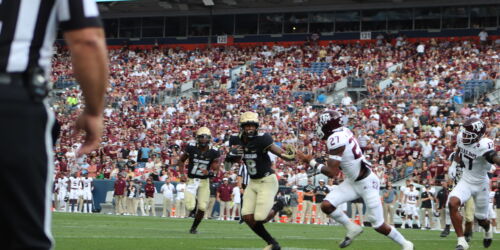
326, 131, 349, 150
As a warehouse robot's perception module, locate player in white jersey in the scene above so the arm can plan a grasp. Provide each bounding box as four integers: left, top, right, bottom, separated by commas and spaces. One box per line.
68, 174, 82, 213
488, 180, 497, 233
297, 110, 413, 250
403, 184, 420, 229
57, 173, 69, 212
81, 171, 94, 213
448, 118, 500, 250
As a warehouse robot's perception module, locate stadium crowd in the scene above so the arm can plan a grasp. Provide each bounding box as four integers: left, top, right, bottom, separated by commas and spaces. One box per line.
50, 37, 500, 229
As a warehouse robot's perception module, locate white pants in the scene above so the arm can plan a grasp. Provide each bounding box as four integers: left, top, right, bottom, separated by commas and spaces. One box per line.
82, 190, 92, 201
449, 179, 490, 220
488, 205, 497, 219
405, 204, 419, 217
323, 172, 384, 228
69, 189, 80, 200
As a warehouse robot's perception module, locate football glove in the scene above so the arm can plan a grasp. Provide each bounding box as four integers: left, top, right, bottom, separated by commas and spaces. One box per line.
281, 144, 296, 160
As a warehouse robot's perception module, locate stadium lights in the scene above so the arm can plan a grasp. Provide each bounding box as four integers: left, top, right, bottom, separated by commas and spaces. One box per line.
202, 0, 215, 6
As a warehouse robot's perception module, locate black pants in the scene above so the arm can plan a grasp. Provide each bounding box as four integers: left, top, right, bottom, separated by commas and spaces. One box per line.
0, 83, 55, 249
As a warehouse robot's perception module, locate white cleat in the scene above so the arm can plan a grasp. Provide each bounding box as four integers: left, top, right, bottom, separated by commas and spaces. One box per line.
402, 240, 414, 250
456, 237, 470, 250
339, 224, 363, 248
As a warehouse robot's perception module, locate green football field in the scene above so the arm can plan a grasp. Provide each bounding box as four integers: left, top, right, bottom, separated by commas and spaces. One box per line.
52, 213, 491, 250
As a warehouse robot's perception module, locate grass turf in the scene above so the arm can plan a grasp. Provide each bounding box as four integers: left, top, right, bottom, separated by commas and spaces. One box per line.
53, 213, 488, 250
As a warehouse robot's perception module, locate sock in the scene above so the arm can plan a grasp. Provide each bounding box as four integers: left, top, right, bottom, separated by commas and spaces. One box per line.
250, 222, 276, 245
191, 210, 205, 230
330, 209, 353, 227
416, 219, 421, 228
387, 226, 407, 246
406, 219, 412, 227
424, 217, 429, 228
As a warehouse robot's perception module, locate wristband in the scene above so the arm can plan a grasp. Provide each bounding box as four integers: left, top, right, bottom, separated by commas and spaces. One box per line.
309, 159, 317, 168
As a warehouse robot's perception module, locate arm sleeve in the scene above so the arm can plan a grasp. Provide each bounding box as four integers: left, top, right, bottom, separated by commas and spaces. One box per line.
57, 0, 102, 31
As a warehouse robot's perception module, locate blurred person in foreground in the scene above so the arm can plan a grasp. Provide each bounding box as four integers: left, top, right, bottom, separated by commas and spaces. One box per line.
0, 0, 107, 248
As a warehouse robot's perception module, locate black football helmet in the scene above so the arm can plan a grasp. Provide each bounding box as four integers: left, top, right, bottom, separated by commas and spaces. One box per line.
460, 118, 486, 145
316, 110, 343, 140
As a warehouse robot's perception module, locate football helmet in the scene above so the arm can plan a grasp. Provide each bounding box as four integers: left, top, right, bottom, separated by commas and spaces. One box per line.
460, 118, 486, 145
316, 110, 343, 140
196, 127, 212, 147
239, 111, 259, 138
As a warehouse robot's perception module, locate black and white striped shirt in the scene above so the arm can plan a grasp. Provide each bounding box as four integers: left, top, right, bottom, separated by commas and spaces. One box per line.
0, 0, 102, 73
238, 163, 249, 186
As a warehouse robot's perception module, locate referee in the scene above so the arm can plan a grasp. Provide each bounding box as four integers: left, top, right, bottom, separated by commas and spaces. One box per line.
0, 1, 108, 249
237, 162, 249, 223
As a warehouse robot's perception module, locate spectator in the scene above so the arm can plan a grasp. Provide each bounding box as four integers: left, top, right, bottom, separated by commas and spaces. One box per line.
301, 179, 315, 224
314, 179, 329, 225
113, 174, 127, 215
288, 186, 299, 223
231, 183, 242, 221
144, 178, 157, 216
351, 198, 364, 226
420, 184, 435, 230
175, 179, 187, 218
382, 182, 397, 226
160, 178, 175, 217
217, 178, 232, 220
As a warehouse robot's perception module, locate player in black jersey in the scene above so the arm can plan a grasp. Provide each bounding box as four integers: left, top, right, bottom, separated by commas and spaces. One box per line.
226, 111, 296, 250
178, 127, 221, 234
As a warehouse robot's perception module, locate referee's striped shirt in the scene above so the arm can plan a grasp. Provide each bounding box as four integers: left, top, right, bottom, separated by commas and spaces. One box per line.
238, 163, 249, 186
0, 0, 102, 73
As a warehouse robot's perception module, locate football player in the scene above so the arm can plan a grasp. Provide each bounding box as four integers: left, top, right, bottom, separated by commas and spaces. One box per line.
447, 118, 500, 250
81, 171, 94, 213
226, 111, 296, 250
67, 173, 82, 213
297, 110, 413, 250
403, 183, 420, 229
445, 152, 475, 241
177, 127, 221, 234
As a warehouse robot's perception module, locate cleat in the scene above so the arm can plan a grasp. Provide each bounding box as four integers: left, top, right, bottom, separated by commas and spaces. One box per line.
262, 241, 280, 250
189, 229, 198, 234
484, 226, 493, 248
272, 199, 285, 212
440, 228, 450, 237
402, 240, 414, 250
339, 224, 363, 248
456, 237, 469, 250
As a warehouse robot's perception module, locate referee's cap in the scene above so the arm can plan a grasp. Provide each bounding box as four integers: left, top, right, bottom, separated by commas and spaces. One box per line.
319, 179, 325, 183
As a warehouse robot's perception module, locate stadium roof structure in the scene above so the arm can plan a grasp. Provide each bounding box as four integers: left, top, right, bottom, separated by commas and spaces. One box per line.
99, 0, 499, 18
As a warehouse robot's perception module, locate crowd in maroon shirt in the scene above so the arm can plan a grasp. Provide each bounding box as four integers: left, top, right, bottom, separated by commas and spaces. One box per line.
50, 38, 500, 188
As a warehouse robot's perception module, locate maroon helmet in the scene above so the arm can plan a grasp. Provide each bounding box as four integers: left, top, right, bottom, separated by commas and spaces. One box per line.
460, 118, 486, 145
316, 110, 343, 140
